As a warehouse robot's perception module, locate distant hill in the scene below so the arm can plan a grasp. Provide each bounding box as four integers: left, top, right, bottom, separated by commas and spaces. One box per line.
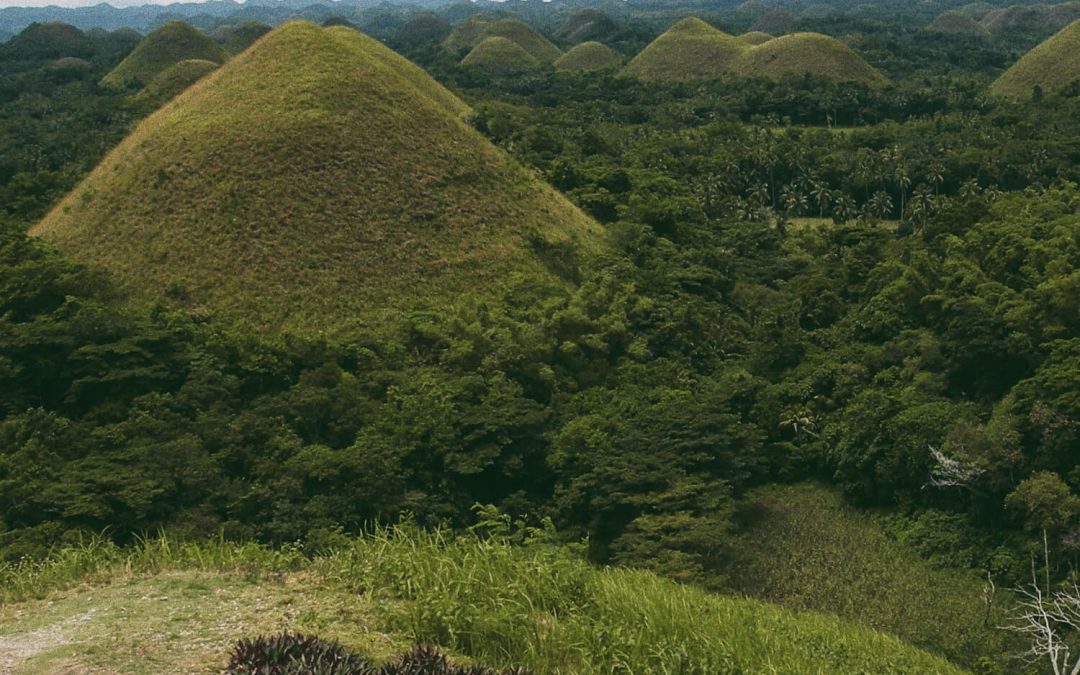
981, 2, 1080, 35
461, 35, 540, 74
211, 21, 270, 55
100, 20, 226, 89
554, 41, 621, 71
623, 17, 881, 84
394, 12, 451, 49
622, 17, 746, 82
444, 16, 561, 63
991, 18, 1080, 97
555, 8, 620, 45
0, 21, 93, 62
33, 22, 604, 335
132, 58, 218, 108
733, 32, 885, 83
928, 10, 991, 37
736, 30, 773, 45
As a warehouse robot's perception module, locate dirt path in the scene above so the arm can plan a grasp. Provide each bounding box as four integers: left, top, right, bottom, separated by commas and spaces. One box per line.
0, 611, 95, 674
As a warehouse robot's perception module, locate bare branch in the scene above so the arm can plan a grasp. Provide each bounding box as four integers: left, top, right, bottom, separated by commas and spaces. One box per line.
925, 444, 984, 490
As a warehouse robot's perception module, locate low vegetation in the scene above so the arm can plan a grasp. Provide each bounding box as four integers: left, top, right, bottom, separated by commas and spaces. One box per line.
553, 41, 620, 72
0, 528, 968, 674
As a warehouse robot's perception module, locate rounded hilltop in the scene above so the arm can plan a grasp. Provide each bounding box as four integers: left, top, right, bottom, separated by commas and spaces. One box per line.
555, 41, 621, 72
623, 16, 883, 84
101, 20, 227, 88
445, 16, 561, 63
992, 18, 1080, 97
32, 22, 605, 335
622, 17, 745, 82
555, 9, 620, 44
462, 36, 540, 74
0, 22, 93, 61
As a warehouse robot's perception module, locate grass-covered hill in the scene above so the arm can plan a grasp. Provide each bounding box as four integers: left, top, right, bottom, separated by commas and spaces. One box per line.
0, 529, 969, 673
982, 2, 1080, 35
991, 18, 1080, 97
728, 484, 1022, 671
623, 17, 882, 84
32, 22, 604, 335
554, 41, 621, 72
446, 16, 561, 64
462, 36, 541, 74
554, 8, 620, 45
211, 20, 271, 55
132, 58, 218, 107
100, 20, 227, 89
0, 22, 93, 62
928, 10, 991, 37
733, 32, 885, 83
621, 17, 746, 82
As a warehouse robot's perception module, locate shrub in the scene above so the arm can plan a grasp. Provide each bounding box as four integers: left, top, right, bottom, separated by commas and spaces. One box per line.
226, 633, 374, 674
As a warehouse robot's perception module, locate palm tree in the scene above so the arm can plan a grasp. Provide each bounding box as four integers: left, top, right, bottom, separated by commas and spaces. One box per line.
833, 191, 857, 224
895, 167, 912, 221
810, 181, 832, 219
869, 190, 893, 223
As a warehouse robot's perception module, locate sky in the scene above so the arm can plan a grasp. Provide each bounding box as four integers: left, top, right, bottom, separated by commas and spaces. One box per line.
0, 0, 235, 7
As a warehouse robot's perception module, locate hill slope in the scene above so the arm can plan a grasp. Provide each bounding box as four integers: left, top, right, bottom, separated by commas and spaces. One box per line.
132, 58, 218, 107
554, 41, 621, 71
0, 22, 93, 62
462, 36, 540, 74
991, 18, 1080, 97
928, 10, 991, 37
0, 531, 968, 674
101, 20, 227, 88
445, 17, 561, 64
32, 22, 603, 335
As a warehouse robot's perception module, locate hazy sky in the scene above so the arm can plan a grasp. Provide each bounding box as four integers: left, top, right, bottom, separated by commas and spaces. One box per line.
0, 0, 234, 7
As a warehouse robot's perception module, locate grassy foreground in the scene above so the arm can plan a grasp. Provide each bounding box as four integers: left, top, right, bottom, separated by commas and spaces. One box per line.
0, 528, 966, 674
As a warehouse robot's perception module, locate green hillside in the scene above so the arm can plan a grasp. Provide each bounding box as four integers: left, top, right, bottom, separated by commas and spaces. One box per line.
991, 18, 1080, 97
132, 58, 218, 107
928, 10, 992, 37
462, 36, 541, 74
622, 17, 745, 82
442, 14, 495, 55
32, 22, 603, 335
729, 484, 1022, 671
555, 8, 620, 44
624, 18, 881, 84
211, 21, 270, 55
395, 12, 451, 48
0, 530, 968, 674
100, 20, 227, 89
554, 41, 621, 71
733, 32, 885, 83
0, 22, 93, 61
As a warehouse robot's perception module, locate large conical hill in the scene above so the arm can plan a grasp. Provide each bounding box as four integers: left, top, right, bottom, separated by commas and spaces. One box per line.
32, 22, 604, 335
991, 19, 1080, 97
622, 17, 744, 81
101, 20, 227, 89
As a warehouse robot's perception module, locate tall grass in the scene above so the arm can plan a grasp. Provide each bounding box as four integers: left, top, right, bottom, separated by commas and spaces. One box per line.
2, 526, 967, 673
0, 533, 304, 603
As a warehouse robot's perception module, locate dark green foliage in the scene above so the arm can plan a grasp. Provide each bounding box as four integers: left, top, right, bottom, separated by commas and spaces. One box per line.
226, 637, 526, 675
227, 633, 372, 674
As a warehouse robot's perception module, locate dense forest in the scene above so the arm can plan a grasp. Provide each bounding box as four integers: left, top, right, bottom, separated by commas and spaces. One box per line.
3, 0, 1080, 672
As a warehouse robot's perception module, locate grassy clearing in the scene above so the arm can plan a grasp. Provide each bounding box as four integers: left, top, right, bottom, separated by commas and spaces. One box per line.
100, 20, 226, 89
0, 529, 967, 674
554, 42, 621, 72
462, 37, 540, 74
33, 21, 604, 335
727, 483, 1022, 671
622, 16, 882, 84
991, 18, 1080, 97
